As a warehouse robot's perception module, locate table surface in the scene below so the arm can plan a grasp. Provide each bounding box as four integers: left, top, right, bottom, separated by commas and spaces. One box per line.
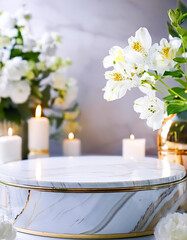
0, 156, 185, 189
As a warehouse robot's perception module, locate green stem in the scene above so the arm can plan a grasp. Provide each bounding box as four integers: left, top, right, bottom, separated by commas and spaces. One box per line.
158, 76, 186, 101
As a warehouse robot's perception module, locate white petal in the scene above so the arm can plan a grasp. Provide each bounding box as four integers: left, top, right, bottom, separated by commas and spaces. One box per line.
103, 55, 113, 68
135, 27, 152, 51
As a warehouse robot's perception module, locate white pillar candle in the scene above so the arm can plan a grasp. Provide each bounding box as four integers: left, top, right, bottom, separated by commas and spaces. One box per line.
63, 132, 81, 156
28, 105, 49, 159
122, 134, 146, 159
0, 128, 22, 164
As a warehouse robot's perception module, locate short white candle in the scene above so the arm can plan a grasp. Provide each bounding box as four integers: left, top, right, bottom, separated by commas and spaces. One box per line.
63, 132, 81, 156
28, 105, 49, 159
122, 134, 146, 159
0, 128, 22, 164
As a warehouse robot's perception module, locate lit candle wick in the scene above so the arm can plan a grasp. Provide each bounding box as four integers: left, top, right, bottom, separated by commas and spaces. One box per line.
35, 105, 42, 118
130, 134, 135, 140
68, 132, 74, 141
8, 128, 13, 136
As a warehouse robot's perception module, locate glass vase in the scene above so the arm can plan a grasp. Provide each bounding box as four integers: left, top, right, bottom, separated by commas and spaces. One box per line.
157, 111, 187, 170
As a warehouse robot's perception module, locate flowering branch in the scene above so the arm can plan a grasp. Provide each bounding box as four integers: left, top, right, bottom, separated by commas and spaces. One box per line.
102, 0, 187, 130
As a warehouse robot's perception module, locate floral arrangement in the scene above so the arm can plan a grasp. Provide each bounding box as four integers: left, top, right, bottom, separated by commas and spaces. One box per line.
103, 1, 187, 130
0, 214, 16, 240
154, 212, 187, 240
0, 6, 80, 135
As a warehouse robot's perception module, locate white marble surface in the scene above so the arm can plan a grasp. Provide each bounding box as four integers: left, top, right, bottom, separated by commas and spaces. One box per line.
0, 0, 177, 156
0, 156, 185, 188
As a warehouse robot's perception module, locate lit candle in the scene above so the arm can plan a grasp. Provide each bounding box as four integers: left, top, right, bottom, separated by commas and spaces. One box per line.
63, 132, 81, 156
28, 105, 49, 159
0, 128, 22, 164
122, 134, 146, 159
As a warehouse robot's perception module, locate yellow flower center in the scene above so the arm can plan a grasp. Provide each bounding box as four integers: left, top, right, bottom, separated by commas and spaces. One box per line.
131, 41, 144, 53
162, 47, 171, 59
115, 50, 125, 62
110, 73, 124, 81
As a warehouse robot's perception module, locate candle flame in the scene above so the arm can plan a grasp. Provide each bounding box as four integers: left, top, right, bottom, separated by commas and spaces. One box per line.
130, 134, 135, 140
35, 105, 42, 118
68, 132, 74, 140
8, 128, 13, 136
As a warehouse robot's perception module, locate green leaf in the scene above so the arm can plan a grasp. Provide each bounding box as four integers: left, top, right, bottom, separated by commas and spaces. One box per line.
41, 85, 51, 108
163, 95, 176, 101
173, 57, 187, 63
177, 0, 187, 15
167, 22, 180, 38
179, 13, 187, 24
164, 70, 183, 77
21, 51, 40, 62
10, 48, 22, 58
175, 78, 187, 88
17, 102, 33, 120
169, 87, 187, 99
32, 85, 42, 99
167, 102, 187, 115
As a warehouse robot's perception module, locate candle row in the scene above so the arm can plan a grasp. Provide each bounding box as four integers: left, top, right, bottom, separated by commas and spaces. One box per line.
0, 105, 81, 164
0, 105, 146, 164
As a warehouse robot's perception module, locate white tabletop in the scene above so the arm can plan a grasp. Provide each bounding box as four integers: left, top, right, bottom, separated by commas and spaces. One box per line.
0, 156, 185, 189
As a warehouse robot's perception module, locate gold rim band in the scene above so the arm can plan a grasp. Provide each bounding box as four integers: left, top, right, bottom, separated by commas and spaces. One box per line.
16, 227, 153, 239
158, 149, 187, 155
29, 149, 49, 155
0, 176, 186, 193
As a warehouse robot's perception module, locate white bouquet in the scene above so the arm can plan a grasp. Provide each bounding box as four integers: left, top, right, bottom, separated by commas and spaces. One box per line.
0, 6, 80, 135
103, 1, 187, 130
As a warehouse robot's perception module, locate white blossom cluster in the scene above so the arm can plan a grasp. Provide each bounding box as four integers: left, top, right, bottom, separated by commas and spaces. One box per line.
0, 6, 80, 134
154, 213, 187, 240
103, 27, 182, 130
0, 214, 16, 240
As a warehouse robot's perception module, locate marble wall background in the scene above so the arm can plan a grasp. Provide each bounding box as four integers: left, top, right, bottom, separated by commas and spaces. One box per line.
0, 0, 177, 156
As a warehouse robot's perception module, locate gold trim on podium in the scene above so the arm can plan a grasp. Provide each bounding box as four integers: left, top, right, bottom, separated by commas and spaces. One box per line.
16, 227, 154, 239
0, 176, 186, 193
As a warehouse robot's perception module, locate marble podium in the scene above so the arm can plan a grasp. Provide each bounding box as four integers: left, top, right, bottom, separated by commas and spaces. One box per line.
0, 156, 186, 239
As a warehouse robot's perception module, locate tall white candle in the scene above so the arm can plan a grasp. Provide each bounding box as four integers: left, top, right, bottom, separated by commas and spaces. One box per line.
122, 134, 146, 159
0, 128, 22, 164
63, 132, 81, 156
28, 105, 49, 159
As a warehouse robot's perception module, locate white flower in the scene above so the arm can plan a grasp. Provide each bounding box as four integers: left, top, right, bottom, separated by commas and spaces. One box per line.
22, 35, 36, 52
0, 75, 9, 98
38, 32, 61, 56
4, 57, 28, 81
9, 80, 31, 104
14, 5, 31, 28
139, 72, 156, 95
154, 213, 187, 240
54, 86, 78, 110
134, 95, 165, 130
0, 49, 10, 63
46, 56, 62, 71
124, 27, 154, 65
103, 46, 126, 72
150, 37, 182, 74
51, 68, 67, 90
0, 214, 17, 240
0, 12, 18, 38
103, 79, 131, 101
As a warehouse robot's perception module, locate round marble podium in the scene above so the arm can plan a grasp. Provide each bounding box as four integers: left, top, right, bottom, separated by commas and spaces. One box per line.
0, 156, 186, 239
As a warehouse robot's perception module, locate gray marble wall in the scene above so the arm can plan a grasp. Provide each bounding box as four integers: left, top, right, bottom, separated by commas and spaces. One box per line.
0, 0, 177, 156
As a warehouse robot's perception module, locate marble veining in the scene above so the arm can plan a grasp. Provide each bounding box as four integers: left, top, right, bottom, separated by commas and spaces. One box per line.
0, 156, 185, 189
